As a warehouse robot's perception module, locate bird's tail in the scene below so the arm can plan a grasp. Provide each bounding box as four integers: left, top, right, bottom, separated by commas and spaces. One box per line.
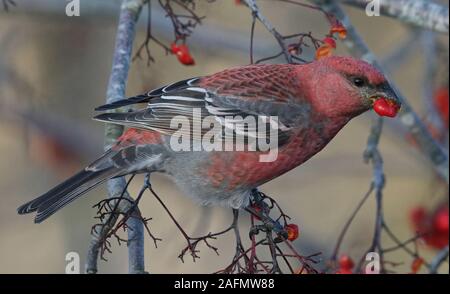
18, 164, 119, 223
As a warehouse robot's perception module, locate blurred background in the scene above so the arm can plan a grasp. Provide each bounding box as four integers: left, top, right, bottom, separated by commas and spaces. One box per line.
0, 0, 448, 273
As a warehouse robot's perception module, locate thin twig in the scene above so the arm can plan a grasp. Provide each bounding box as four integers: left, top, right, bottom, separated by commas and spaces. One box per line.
2, 0, 16, 11
243, 0, 293, 63
331, 183, 374, 261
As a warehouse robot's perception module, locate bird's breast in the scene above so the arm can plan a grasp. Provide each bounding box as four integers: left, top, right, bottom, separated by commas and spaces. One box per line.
203, 119, 345, 190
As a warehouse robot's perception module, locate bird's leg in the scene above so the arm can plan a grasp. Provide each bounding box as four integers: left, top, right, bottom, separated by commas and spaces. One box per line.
246, 189, 288, 241
232, 209, 243, 257
248, 189, 288, 273
229, 209, 251, 272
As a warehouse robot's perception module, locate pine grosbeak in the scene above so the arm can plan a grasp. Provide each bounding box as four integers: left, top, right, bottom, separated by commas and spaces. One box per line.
18, 56, 400, 223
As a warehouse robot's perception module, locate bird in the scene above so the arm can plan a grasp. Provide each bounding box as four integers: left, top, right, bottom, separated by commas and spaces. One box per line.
18, 56, 401, 224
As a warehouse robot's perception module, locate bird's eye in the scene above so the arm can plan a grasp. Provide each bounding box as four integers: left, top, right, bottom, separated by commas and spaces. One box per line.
352, 77, 366, 87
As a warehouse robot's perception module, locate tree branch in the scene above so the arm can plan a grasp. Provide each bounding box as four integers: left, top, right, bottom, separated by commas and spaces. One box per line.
342, 0, 449, 34
429, 246, 449, 274
363, 117, 386, 273
420, 31, 446, 134
310, 0, 449, 185
85, 0, 147, 274
242, 0, 293, 63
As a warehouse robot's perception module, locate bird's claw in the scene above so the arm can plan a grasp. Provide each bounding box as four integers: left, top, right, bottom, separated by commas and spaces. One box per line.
273, 229, 289, 243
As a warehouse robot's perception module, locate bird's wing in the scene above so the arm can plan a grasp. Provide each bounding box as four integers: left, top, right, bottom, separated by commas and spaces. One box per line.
95, 77, 201, 111
94, 65, 311, 146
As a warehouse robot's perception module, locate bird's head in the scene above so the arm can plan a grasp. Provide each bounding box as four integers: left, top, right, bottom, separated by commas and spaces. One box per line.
301, 56, 401, 119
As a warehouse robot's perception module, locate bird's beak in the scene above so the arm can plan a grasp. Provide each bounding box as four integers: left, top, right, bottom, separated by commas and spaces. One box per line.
370, 84, 402, 118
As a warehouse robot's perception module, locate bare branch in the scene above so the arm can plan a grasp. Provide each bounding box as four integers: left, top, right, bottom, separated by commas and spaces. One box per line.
85, 0, 148, 274
363, 118, 386, 273
420, 31, 446, 134
331, 183, 373, 261
380, 30, 418, 74
242, 0, 293, 63
2, 0, 16, 11
342, 0, 449, 34
430, 246, 449, 274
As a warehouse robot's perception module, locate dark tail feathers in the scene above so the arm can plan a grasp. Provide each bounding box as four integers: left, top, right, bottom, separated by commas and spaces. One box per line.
18, 167, 116, 223
94, 94, 150, 111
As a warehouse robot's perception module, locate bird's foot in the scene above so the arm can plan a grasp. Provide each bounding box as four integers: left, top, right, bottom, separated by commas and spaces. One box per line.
246, 189, 288, 242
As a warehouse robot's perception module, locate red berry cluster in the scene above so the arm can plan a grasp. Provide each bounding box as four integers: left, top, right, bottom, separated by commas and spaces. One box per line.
336, 255, 354, 274
434, 87, 449, 126
171, 43, 195, 66
315, 22, 347, 60
410, 204, 449, 250
285, 224, 299, 241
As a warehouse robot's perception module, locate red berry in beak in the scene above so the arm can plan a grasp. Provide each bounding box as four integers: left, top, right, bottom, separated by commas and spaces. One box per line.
373, 97, 400, 117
